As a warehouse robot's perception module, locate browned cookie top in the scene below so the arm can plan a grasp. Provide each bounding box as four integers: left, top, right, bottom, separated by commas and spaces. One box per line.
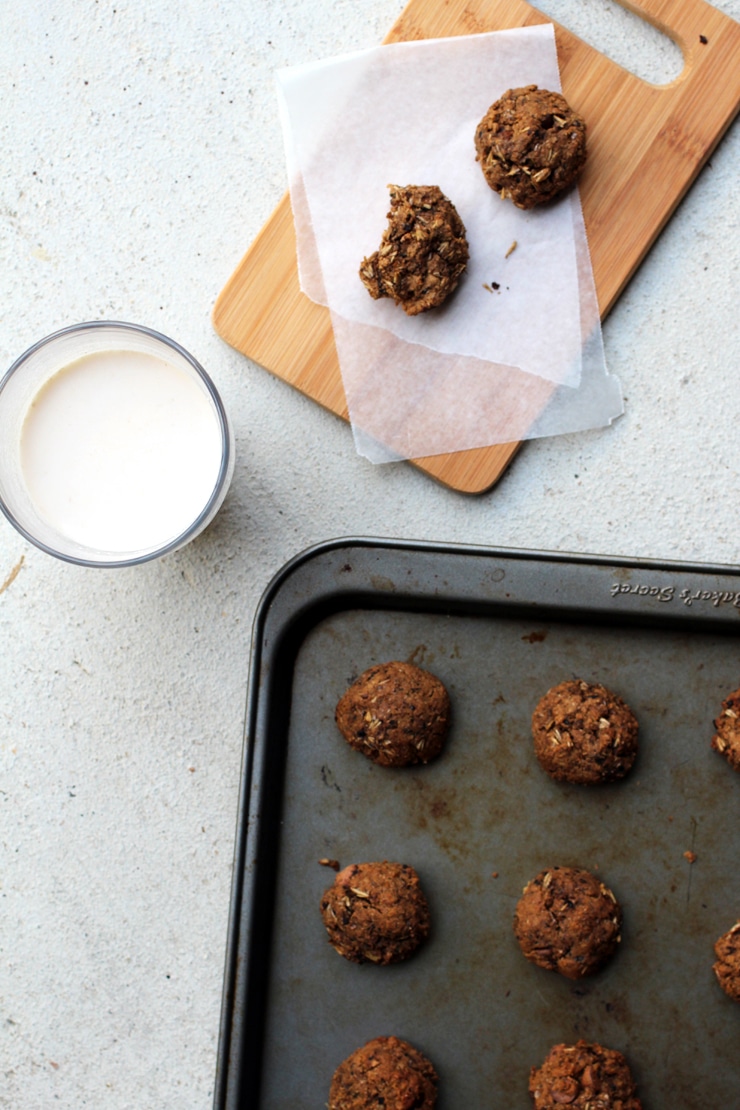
514, 866, 622, 979
359, 184, 469, 315
320, 861, 431, 965
713, 921, 740, 1003
474, 85, 587, 209
329, 1036, 438, 1110
529, 1040, 643, 1110
335, 660, 451, 767
711, 687, 740, 772
532, 678, 638, 785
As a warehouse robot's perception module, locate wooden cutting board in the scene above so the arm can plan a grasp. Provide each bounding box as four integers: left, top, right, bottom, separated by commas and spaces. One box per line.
213, 0, 740, 493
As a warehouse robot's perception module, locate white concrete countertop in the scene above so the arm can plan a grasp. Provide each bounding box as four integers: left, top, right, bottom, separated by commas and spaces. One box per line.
1, 1, 738, 1106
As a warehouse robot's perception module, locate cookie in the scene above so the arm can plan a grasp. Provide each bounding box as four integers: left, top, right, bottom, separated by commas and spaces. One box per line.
335, 660, 451, 768
320, 861, 431, 965
711, 687, 740, 772
359, 184, 469, 315
514, 866, 622, 979
474, 85, 587, 209
328, 1036, 438, 1110
531, 679, 638, 785
713, 920, 740, 1002
529, 1041, 643, 1110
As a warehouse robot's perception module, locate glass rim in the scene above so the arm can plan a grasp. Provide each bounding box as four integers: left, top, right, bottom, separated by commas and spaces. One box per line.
0, 320, 233, 567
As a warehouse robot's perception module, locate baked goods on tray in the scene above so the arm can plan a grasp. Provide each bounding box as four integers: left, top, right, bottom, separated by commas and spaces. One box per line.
335, 660, 451, 767
328, 1035, 438, 1110
713, 920, 740, 1003
711, 686, 740, 772
514, 866, 622, 979
529, 1040, 643, 1109
531, 678, 639, 785
320, 860, 431, 965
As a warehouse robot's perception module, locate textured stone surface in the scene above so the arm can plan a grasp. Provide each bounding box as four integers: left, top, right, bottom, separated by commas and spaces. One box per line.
1, 1, 739, 1107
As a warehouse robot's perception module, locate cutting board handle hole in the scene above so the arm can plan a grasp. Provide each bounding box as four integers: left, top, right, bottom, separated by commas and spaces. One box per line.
536, 0, 685, 85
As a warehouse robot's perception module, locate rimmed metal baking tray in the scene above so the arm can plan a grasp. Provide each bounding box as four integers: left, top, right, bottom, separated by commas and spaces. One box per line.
215, 538, 740, 1109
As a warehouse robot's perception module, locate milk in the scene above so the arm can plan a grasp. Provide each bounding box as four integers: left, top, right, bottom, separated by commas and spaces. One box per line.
20, 349, 224, 553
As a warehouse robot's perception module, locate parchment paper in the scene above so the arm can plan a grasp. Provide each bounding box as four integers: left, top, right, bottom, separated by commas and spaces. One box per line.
277, 26, 624, 463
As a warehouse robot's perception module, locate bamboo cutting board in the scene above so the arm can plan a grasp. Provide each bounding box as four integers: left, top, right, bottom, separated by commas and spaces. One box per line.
213, 0, 740, 493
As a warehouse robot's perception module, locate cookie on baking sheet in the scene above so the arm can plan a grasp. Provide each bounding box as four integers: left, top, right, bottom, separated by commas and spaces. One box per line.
329, 1036, 438, 1110
531, 678, 638, 785
320, 860, 431, 965
359, 184, 469, 315
711, 686, 740, 772
335, 660, 451, 767
713, 920, 740, 1002
514, 866, 622, 979
529, 1040, 643, 1110
474, 85, 587, 209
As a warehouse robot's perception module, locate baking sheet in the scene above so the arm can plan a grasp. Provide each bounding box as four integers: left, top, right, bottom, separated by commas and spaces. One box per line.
215, 541, 740, 1109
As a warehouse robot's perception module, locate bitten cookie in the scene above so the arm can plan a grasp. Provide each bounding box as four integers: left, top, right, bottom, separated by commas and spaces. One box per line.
474, 85, 587, 209
359, 184, 469, 315
329, 1036, 438, 1110
514, 866, 622, 979
335, 660, 451, 767
529, 1041, 643, 1110
711, 687, 740, 772
320, 861, 431, 965
713, 921, 740, 1002
531, 678, 639, 785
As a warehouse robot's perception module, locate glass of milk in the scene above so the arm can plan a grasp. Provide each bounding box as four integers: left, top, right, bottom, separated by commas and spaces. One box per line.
0, 322, 234, 566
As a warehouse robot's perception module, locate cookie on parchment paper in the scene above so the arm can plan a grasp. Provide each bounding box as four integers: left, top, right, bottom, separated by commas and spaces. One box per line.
359, 184, 469, 315
474, 85, 587, 209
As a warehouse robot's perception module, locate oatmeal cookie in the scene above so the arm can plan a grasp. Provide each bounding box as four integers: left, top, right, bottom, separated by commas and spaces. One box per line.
713, 920, 740, 1003
514, 866, 622, 979
320, 861, 431, 965
529, 1041, 643, 1110
711, 687, 740, 772
329, 1036, 438, 1110
474, 85, 587, 209
335, 660, 451, 768
532, 678, 638, 785
359, 184, 469, 315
